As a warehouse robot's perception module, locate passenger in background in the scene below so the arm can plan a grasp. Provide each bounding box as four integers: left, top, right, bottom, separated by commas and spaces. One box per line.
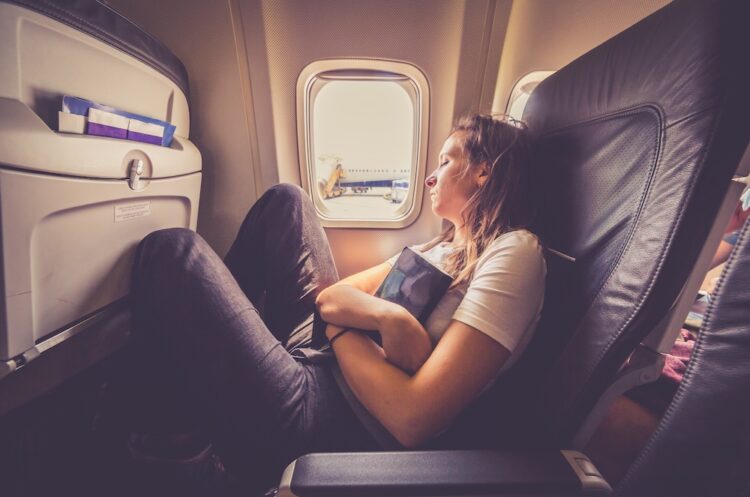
126, 114, 545, 496
586, 188, 750, 484
711, 188, 750, 269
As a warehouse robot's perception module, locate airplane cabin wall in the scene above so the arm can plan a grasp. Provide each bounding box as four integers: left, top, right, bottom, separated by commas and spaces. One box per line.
107, 0, 513, 275
236, 0, 513, 276
106, 0, 671, 277
493, 0, 672, 114
105, 0, 261, 258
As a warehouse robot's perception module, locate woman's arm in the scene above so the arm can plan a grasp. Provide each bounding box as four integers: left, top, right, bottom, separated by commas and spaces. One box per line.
327, 231, 545, 448
710, 239, 734, 269
315, 262, 391, 330
328, 319, 510, 448
317, 262, 434, 372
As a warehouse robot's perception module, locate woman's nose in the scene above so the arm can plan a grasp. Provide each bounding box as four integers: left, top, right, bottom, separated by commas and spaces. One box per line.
425, 174, 436, 188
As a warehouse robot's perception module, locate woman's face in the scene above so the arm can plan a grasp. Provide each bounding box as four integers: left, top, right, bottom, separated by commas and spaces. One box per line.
425, 132, 482, 226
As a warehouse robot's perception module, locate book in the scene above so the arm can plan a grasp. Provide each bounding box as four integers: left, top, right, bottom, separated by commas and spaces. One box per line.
368, 246, 454, 344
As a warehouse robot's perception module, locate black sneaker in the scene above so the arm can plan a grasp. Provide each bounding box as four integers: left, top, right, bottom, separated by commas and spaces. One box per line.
127, 432, 241, 497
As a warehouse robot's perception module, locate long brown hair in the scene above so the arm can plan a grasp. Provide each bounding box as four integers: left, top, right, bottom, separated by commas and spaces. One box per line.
421, 114, 536, 287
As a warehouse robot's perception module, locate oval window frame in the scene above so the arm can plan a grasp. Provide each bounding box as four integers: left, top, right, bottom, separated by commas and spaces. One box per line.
296, 58, 430, 228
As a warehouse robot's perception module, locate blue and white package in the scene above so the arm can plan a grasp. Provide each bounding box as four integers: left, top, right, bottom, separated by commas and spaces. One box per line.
87, 108, 128, 139
62, 96, 176, 147
127, 119, 164, 145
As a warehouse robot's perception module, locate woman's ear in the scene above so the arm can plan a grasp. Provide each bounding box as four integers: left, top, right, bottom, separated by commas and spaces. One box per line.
476, 162, 490, 187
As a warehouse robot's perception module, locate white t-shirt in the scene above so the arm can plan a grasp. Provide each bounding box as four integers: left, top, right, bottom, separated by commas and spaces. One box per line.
330, 230, 547, 448
386, 229, 546, 371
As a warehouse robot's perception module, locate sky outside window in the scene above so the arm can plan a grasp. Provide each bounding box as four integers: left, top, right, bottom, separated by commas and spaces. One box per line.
314, 80, 413, 174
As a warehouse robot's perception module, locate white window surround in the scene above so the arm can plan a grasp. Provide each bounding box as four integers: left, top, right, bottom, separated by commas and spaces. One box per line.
296, 59, 430, 228
506, 70, 555, 121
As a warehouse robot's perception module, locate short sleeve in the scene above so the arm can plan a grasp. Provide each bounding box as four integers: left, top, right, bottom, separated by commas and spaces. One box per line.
451, 231, 546, 353
723, 230, 740, 246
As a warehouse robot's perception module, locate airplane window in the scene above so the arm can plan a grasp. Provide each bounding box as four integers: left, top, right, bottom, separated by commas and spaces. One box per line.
297, 60, 429, 228
506, 70, 555, 121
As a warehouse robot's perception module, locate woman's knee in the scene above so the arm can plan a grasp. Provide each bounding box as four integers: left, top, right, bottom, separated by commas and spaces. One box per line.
267, 182, 306, 198
236, 184, 314, 237
135, 228, 205, 272
140, 227, 201, 251
131, 228, 216, 316
260, 183, 312, 212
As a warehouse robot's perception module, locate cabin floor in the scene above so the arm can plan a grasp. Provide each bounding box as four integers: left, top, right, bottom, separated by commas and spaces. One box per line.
1, 351, 122, 496
0, 346, 248, 497
1, 349, 150, 497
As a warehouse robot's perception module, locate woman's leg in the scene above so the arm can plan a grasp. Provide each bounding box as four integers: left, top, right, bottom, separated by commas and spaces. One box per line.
130, 228, 351, 494
224, 184, 338, 349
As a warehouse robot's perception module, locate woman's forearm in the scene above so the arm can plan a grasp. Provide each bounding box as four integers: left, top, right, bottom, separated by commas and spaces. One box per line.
319, 284, 433, 373
316, 284, 399, 331
329, 328, 433, 448
329, 320, 511, 449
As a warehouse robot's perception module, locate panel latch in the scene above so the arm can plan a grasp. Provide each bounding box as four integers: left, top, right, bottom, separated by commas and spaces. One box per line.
129, 159, 144, 190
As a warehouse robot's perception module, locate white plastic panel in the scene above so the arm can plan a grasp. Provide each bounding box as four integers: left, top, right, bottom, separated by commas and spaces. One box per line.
0, 98, 201, 179
0, 2, 189, 137
0, 2, 202, 365
0, 2, 199, 181
0, 169, 201, 360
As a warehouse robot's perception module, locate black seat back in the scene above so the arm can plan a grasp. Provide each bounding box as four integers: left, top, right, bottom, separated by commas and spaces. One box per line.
514, 0, 749, 444
615, 216, 750, 497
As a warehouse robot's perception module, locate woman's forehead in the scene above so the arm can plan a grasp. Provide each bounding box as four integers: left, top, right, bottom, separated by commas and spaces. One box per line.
440, 131, 468, 156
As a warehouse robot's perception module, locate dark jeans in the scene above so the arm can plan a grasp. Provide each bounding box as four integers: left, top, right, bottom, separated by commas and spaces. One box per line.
130, 184, 378, 493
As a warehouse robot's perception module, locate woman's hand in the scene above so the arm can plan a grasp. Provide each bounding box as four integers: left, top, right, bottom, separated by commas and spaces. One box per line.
378, 306, 433, 375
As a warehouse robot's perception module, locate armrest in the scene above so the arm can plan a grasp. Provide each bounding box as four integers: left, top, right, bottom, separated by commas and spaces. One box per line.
278, 449, 611, 496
